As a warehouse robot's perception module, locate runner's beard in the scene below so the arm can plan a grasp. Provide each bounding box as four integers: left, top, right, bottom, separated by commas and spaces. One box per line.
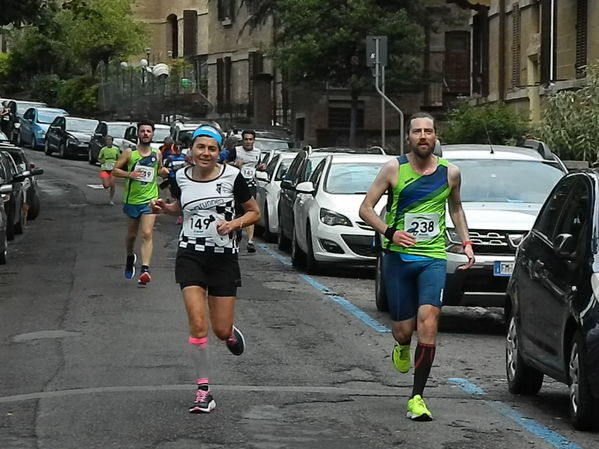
412, 143, 433, 160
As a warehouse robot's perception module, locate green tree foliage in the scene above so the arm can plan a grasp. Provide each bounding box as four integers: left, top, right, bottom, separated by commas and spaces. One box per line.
0, 0, 45, 26
244, 0, 431, 146
4, 0, 146, 93
440, 102, 528, 146
539, 63, 599, 161
56, 75, 99, 115
57, 0, 146, 74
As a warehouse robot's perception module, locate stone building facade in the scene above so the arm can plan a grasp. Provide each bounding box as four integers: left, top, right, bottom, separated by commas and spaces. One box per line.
451, 0, 599, 121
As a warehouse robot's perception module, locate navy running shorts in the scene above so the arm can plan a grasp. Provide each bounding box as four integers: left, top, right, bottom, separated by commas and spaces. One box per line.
175, 248, 241, 297
383, 251, 447, 321
123, 203, 152, 219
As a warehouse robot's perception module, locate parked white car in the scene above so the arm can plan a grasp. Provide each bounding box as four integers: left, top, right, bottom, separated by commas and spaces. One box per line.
255, 152, 298, 241
290, 153, 393, 273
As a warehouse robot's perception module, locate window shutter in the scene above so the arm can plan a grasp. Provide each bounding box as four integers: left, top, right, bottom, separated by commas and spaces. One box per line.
575, 0, 588, 78
216, 58, 224, 107
511, 4, 521, 88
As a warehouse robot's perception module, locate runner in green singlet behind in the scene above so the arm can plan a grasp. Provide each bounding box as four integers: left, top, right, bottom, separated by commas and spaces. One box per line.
112, 120, 167, 285
359, 112, 475, 421
98, 135, 120, 205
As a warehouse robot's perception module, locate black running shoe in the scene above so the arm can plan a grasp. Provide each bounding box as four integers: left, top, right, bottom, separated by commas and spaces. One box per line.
225, 326, 245, 356
247, 241, 256, 253
189, 385, 216, 413
124, 253, 136, 279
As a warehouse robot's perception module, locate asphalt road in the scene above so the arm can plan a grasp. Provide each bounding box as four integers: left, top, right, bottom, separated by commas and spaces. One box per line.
1, 149, 597, 448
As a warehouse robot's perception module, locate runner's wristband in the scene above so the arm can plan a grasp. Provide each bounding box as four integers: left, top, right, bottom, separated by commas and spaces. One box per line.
384, 226, 397, 240
462, 241, 473, 247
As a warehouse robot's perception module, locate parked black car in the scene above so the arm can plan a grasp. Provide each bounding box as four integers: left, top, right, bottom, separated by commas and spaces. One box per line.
45, 116, 99, 158
0, 145, 43, 220
88, 121, 135, 164
0, 150, 28, 240
505, 170, 599, 430
0, 182, 11, 264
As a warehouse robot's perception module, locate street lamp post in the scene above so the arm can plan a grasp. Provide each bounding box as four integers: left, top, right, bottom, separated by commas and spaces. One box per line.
140, 58, 148, 88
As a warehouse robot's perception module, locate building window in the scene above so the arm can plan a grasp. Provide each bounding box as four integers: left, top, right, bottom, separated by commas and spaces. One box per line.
540, 0, 556, 85
328, 107, 364, 129
167, 14, 178, 58
444, 31, 470, 95
472, 8, 489, 96
575, 0, 588, 78
218, 0, 235, 25
183, 10, 197, 57
511, 4, 521, 88
217, 57, 232, 113
248, 51, 264, 116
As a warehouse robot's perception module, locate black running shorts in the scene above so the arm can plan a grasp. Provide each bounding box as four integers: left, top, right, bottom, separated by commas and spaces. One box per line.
175, 248, 241, 297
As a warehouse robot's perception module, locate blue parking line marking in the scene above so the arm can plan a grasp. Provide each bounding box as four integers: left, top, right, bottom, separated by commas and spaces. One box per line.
448, 377, 486, 395
449, 378, 582, 449
258, 243, 390, 333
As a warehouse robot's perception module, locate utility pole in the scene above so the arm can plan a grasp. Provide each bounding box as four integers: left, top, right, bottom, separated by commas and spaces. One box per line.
367, 35, 404, 155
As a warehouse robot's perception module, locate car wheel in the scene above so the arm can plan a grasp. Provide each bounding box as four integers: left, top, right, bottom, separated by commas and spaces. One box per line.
375, 252, 389, 312
31, 134, 37, 149
27, 192, 40, 221
6, 215, 15, 241
44, 140, 52, 156
17, 132, 23, 147
262, 201, 275, 243
568, 330, 598, 430
277, 213, 290, 251
305, 224, 320, 275
506, 311, 544, 395
14, 209, 24, 235
59, 143, 67, 158
0, 234, 6, 264
291, 229, 304, 268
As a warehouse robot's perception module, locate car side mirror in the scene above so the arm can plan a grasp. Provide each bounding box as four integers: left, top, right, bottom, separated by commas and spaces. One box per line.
256, 171, 269, 182
554, 233, 575, 259
280, 179, 293, 190
13, 174, 26, 183
296, 181, 315, 194
31, 168, 43, 176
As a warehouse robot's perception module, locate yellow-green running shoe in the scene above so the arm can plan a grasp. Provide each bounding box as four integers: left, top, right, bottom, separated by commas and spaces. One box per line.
406, 395, 433, 421
392, 343, 411, 373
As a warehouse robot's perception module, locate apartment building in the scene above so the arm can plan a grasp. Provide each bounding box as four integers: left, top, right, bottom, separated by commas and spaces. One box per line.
134, 0, 282, 127
452, 0, 599, 121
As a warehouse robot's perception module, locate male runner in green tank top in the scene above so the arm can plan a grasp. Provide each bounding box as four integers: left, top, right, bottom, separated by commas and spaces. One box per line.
359, 112, 475, 421
112, 120, 167, 285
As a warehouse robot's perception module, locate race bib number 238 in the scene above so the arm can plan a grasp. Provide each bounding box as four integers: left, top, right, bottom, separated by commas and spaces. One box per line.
404, 213, 440, 242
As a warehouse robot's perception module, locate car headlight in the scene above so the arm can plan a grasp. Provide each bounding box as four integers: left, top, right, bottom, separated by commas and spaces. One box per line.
35, 128, 45, 136
319, 208, 352, 227
445, 228, 465, 253
67, 138, 80, 146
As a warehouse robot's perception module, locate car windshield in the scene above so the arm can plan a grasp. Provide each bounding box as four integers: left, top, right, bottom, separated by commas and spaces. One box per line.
66, 119, 98, 133
38, 110, 64, 124
8, 151, 27, 172
254, 139, 292, 151
107, 124, 131, 138
454, 159, 565, 203
275, 158, 293, 181
325, 163, 383, 194
305, 156, 327, 180
152, 127, 172, 143
17, 102, 45, 115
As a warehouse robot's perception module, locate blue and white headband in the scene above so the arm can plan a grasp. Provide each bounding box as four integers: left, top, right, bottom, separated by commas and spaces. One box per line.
191, 125, 223, 149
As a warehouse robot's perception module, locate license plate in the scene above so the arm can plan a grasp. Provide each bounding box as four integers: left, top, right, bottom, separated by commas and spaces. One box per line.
494, 261, 514, 277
